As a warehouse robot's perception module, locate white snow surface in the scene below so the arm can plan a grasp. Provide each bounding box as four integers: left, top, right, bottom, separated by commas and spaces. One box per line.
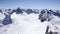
0, 13, 5, 20
0, 13, 49, 34
0, 13, 60, 34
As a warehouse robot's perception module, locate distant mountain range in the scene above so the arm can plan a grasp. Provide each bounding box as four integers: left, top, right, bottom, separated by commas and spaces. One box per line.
0, 8, 60, 34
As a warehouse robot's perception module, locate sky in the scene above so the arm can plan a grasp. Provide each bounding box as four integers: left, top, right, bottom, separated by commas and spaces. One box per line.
0, 0, 60, 10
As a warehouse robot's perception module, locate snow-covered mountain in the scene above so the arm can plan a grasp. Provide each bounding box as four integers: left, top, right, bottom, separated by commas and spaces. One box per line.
0, 8, 60, 34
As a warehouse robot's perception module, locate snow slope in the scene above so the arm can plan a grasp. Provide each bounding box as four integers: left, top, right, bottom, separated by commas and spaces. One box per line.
0, 13, 49, 34
0, 13, 5, 20
0, 9, 60, 34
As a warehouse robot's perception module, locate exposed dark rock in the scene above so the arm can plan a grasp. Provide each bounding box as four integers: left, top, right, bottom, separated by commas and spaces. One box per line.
16, 8, 23, 14
39, 13, 43, 19
39, 9, 53, 22
0, 9, 3, 14
45, 26, 49, 34
26, 9, 33, 14
41, 17, 46, 22
9, 9, 16, 14
2, 14, 12, 25
53, 32, 58, 34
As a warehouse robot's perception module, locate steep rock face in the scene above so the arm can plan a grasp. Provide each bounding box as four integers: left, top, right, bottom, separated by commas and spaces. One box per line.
39, 9, 53, 22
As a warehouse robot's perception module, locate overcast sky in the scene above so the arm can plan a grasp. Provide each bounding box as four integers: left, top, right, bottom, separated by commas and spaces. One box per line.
0, 0, 60, 10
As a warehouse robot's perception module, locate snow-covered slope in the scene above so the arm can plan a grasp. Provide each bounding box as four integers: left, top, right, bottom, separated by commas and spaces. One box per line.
0, 13, 49, 34
0, 13, 5, 26
0, 13, 5, 20
0, 9, 60, 34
